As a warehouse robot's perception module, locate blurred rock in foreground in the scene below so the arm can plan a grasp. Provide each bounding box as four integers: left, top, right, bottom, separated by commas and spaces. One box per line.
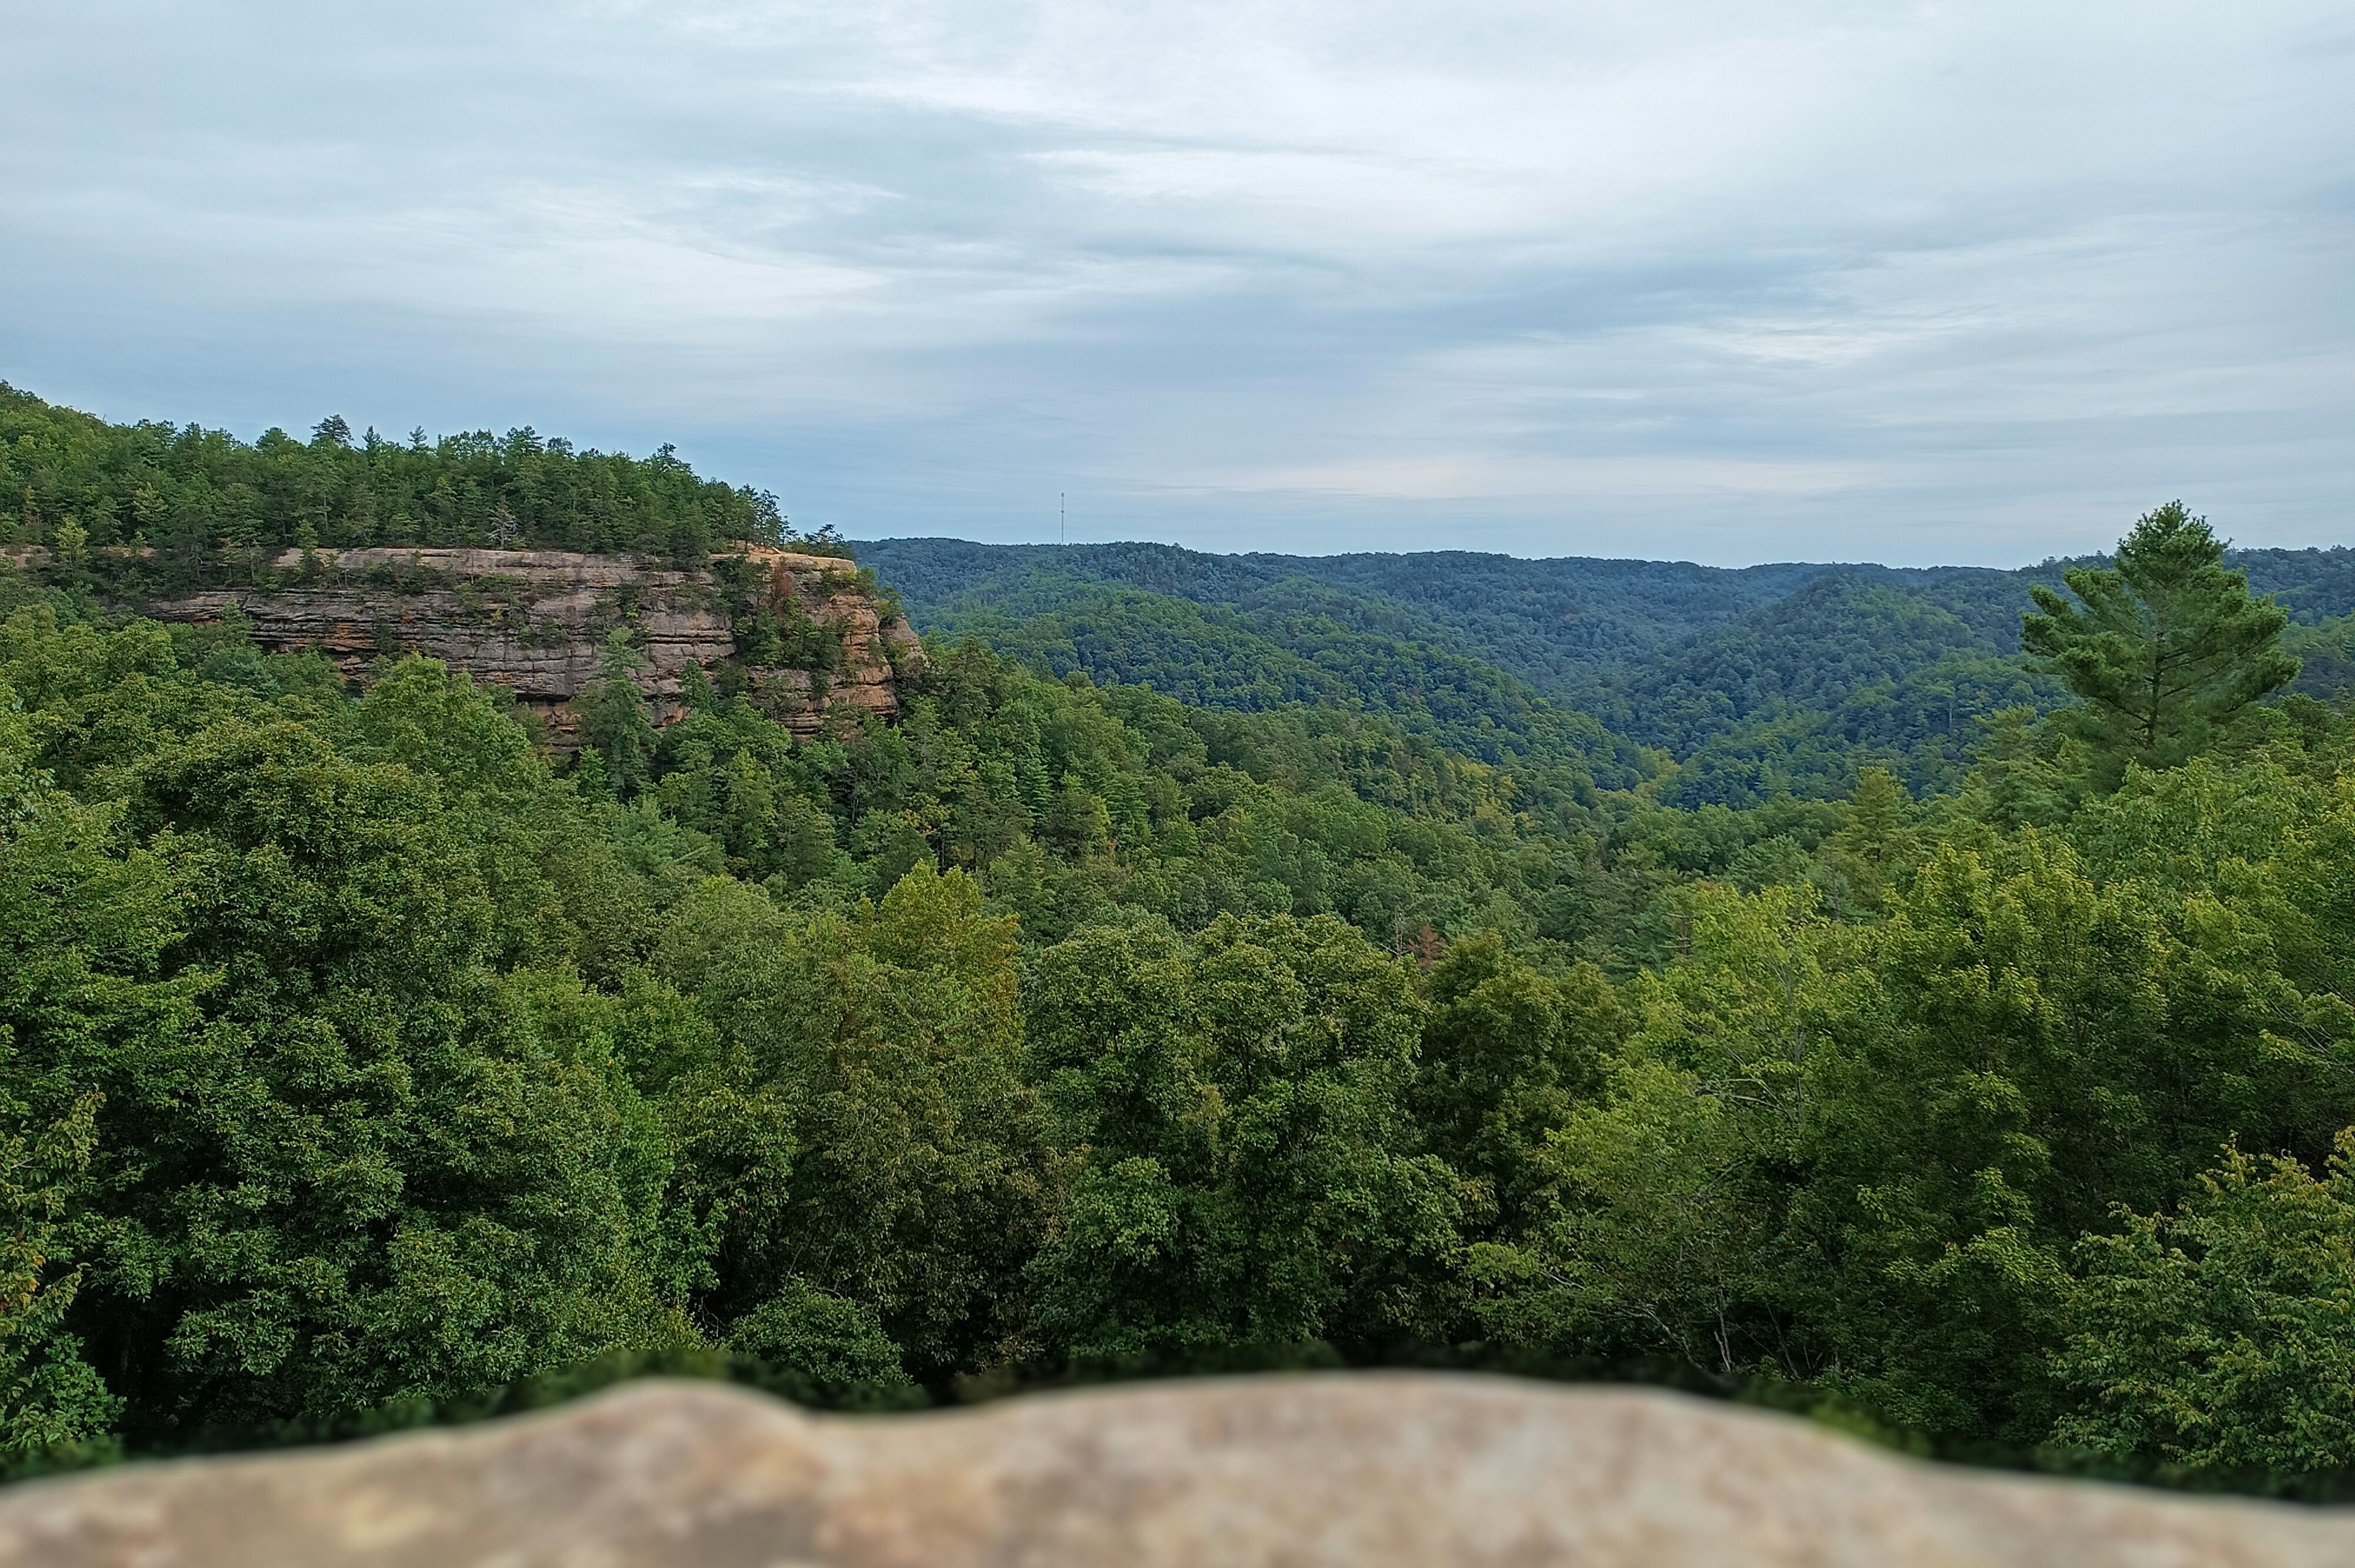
1, 1374, 2346, 1567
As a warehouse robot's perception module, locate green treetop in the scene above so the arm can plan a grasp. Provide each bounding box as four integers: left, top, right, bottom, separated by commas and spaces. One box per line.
2021, 503, 2297, 786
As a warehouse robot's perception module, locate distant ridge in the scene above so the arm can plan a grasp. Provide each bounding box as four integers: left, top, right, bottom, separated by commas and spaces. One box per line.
858, 536, 2355, 806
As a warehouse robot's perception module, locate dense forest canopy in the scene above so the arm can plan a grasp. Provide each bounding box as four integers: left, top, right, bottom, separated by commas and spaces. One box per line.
861, 534, 2355, 808
859, 536, 2355, 689
6, 387, 2355, 1496
1, 383, 804, 570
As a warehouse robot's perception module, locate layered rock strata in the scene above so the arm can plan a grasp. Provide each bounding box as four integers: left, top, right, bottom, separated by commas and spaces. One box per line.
144, 546, 917, 739
0, 1374, 2345, 1567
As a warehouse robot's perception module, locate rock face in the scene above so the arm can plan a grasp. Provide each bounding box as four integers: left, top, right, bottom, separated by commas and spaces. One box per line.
145, 546, 918, 740
2, 1374, 2347, 1567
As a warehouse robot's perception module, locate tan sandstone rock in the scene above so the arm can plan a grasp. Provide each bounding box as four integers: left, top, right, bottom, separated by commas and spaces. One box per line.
1, 1373, 2347, 1567
143, 546, 918, 740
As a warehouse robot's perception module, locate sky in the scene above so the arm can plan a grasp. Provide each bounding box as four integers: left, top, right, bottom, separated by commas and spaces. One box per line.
4, 2, 2350, 567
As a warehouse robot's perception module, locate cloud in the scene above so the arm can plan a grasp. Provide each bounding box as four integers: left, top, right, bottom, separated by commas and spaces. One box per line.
1, 0, 2348, 564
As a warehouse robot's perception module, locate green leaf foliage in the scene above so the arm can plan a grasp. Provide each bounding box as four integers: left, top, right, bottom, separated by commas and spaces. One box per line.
1024, 912, 1465, 1358
3, 441, 2354, 1496
2058, 1131, 2355, 1476
0, 383, 787, 577
2024, 503, 2300, 786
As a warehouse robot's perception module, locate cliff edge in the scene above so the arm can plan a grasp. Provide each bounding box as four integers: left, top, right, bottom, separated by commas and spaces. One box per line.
141, 545, 918, 739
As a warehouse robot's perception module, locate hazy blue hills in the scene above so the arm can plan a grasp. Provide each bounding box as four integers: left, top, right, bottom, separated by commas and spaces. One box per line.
860, 536, 2355, 805
860, 539, 1839, 682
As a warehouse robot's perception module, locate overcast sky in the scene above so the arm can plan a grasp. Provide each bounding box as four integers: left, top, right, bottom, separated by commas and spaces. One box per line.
4, 2, 2349, 565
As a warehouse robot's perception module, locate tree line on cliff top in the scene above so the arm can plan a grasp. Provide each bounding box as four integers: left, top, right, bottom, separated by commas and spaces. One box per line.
1, 383, 808, 569
9, 427, 2355, 1492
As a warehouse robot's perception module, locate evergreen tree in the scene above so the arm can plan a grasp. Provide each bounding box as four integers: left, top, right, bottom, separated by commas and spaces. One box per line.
575, 632, 658, 798
2022, 503, 2297, 786
1822, 766, 1912, 914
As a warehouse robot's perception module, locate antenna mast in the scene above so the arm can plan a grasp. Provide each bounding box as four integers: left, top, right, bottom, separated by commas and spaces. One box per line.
1060, 493, 1065, 546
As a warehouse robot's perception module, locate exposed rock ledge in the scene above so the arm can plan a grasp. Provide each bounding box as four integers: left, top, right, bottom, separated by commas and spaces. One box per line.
1, 1374, 2345, 1567
142, 546, 918, 740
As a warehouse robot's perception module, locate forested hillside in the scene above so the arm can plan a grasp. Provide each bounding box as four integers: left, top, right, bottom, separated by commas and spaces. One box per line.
0, 383, 817, 570
861, 536, 2355, 805
899, 580, 1641, 786
8, 387, 2355, 1496
854, 539, 1835, 675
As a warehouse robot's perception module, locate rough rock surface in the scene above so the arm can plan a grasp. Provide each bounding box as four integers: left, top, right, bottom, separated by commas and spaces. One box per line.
144, 546, 917, 739
2, 1374, 2347, 1567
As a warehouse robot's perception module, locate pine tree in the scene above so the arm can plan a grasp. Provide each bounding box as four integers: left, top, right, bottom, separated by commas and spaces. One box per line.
574, 631, 658, 798
2021, 503, 2297, 786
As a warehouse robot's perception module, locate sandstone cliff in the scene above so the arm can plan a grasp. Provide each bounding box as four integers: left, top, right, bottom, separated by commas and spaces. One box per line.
0, 1374, 2341, 1567
142, 546, 919, 739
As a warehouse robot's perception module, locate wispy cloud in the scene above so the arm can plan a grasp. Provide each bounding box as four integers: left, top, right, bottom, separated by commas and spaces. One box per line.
2, 0, 2347, 564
